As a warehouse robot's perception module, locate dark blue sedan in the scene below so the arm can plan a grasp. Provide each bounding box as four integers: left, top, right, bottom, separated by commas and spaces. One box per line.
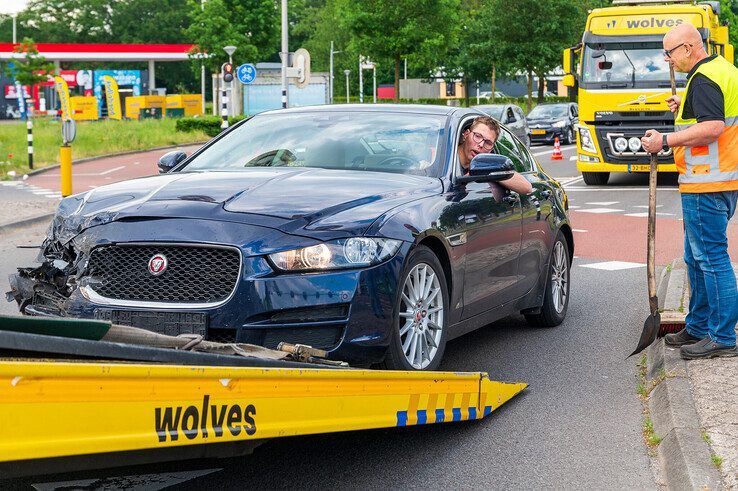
9, 105, 573, 370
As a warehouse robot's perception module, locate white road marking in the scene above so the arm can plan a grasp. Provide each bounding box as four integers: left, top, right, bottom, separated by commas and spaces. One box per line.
0, 181, 23, 186
532, 145, 575, 156
569, 156, 577, 161
585, 201, 619, 206
562, 177, 584, 187
568, 205, 581, 209
633, 204, 664, 209
580, 261, 645, 271
99, 165, 126, 175
575, 208, 625, 214
624, 212, 674, 218
564, 186, 680, 192
133, 161, 140, 165
572, 229, 588, 233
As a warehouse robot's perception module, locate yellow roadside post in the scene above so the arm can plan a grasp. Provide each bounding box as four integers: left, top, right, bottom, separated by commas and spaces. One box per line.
54, 76, 75, 196
60, 119, 75, 197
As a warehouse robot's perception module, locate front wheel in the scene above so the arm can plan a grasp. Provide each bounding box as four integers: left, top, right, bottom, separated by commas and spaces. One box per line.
582, 172, 610, 185
525, 231, 570, 327
565, 127, 574, 145
383, 246, 448, 370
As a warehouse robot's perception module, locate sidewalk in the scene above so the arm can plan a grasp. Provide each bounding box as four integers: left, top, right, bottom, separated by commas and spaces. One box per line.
648, 258, 738, 490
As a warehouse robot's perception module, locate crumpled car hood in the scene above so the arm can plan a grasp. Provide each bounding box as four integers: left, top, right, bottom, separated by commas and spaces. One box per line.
48, 168, 441, 243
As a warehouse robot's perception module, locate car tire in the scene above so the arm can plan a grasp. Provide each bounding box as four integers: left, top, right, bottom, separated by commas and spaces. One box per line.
382, 245, 449, 371
582, 172, 610, 185
525, 231, 570, 328
565, 127, 574, 145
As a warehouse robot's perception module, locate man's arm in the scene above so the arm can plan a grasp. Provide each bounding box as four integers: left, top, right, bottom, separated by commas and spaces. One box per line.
502, 172, 534, 194
642, 121, 725, 153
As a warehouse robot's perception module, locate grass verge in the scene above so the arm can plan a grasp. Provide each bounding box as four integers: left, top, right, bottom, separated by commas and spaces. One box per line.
0, 117, 209, 180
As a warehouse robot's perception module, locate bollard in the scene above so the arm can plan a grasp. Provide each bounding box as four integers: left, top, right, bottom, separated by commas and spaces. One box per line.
26, 120, 33, 169
60, 145, 72, 197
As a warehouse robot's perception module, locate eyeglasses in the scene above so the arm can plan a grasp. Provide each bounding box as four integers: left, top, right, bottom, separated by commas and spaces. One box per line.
663, 43, 688, 58
470, 130, 495, 150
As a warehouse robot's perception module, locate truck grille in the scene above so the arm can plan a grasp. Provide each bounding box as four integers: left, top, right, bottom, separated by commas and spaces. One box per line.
86, 244, 240, 303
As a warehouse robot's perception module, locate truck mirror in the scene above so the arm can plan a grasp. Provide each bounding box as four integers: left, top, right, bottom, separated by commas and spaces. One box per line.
591, 48, 606, 59
598, 61, 613, 70
563, 74, 576, 88
563, 48, 572, 73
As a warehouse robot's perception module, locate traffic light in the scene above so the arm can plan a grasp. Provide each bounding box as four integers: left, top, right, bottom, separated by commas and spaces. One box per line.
222, 62, 234, 83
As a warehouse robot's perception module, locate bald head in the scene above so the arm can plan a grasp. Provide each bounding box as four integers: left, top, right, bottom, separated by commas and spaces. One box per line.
663, 23, 708, 73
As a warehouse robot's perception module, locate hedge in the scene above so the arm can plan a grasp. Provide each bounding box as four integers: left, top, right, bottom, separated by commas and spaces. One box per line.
175, 115, 247, 137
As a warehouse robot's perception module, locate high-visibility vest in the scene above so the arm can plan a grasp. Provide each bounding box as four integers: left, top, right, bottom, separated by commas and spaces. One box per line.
674, 55, 738, 193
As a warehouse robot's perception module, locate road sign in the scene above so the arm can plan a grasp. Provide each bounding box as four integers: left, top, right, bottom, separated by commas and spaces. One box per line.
237, 63, 257, 85
61, 118, 76, 145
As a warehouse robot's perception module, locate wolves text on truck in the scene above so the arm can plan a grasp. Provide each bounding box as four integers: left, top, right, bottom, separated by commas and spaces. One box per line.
561, 0, 734, 186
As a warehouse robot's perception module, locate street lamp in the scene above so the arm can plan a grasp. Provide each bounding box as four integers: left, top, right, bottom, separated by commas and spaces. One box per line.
223, 45, 237, 65
330, 41, 342, 104
344, 70, 350, 103
11, 13, 17, 44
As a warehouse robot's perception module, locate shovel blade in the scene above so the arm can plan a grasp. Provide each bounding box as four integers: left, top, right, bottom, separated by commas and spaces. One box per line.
630, 311, 661, 357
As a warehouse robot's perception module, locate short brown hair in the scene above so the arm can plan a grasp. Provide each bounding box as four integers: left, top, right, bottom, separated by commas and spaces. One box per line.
469, 116, 500, 139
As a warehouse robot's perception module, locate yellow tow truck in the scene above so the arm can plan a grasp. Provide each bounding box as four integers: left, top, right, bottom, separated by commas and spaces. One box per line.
562, 0, 734, 185
0, 315, 526, 478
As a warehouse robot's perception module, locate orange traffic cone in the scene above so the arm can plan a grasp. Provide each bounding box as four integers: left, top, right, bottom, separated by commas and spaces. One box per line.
551, 137, 563, 160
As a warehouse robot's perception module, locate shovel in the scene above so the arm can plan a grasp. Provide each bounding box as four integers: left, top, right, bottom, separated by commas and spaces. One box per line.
630, 66, 677, 357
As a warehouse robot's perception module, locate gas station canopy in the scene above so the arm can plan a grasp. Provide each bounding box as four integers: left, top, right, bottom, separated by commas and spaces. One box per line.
0, 43, 195, 62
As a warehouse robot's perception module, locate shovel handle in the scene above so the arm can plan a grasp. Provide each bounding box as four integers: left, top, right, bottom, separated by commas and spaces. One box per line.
669, 65, 677, 96
647, 153, 658, 307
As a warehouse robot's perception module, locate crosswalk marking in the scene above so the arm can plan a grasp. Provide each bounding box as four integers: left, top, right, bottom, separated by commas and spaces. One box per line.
624, 212, 674, 218
575, 208, 625, 214
585, 201, 619, 206
580, 261, 645, 271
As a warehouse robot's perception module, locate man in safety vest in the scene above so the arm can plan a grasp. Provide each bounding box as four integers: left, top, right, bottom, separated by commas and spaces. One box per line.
642, 23, 738, 359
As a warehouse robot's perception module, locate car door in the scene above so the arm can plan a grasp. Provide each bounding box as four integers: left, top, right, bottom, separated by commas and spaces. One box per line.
512, 135, 556, 294
454, 123, 523, 320
514, 106, 530, 146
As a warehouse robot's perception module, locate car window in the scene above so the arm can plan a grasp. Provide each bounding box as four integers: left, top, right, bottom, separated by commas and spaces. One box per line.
572, 105, 578, 117
514, 107, 525, 121
494, 128, 526, 173
506, 108, 516, 123
514, 138, 536, 173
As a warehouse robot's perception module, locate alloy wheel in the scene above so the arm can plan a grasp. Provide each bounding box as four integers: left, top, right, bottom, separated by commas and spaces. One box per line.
399, 263, 444, 369
550, 241, 569, 314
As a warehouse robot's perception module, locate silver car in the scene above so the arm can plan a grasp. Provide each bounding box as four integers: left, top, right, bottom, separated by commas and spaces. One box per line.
473, 104, 531, 147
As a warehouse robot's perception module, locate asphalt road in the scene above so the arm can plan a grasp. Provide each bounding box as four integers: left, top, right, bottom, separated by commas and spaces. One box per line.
3, 143, 699, 488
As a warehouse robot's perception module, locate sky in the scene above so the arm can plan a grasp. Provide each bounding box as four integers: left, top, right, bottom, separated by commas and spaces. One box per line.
0, 0, 28, 15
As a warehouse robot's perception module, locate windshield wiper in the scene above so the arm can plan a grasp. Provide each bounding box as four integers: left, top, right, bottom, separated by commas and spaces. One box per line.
599, 82, 628, 89
622, 50, 637, 88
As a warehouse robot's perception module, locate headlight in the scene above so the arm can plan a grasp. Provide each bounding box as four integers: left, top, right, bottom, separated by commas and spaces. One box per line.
578, 126, 597, 153
552, 120, 567, 128
269, 238, 402, 272
614, 137, 628, 153
628, 137, 642, 152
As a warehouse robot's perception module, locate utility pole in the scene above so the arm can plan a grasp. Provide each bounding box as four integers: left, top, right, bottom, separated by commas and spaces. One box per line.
200, 0, 206, 114
372, 65, 376, 104
344, 70, 350, 103
12, 13, 17, 44
280, 0, 288, 108
404, 58, 407, 79
329, 42, 342, 104
358, 56, 363, 104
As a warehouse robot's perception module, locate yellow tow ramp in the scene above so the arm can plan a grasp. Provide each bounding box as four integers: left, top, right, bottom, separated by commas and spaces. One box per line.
0, 360, 526, 466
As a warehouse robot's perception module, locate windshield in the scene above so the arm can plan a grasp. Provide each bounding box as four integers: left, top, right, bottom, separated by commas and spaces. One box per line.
582, 43, 688, 87
476, 105, 505, 120
527, 105, 568, 119
182, 111, 446, 177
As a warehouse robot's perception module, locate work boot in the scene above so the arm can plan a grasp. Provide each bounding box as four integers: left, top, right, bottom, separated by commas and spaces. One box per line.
664, 328, 701, 347
680, 338, 738, 360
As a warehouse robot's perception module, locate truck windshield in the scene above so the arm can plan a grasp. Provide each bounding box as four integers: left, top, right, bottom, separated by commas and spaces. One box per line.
581, 43, 688, 87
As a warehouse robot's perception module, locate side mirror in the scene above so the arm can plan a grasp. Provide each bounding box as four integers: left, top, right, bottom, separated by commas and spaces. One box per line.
563, 48, 572, 73
158, 150, 187, 174
598, 61, 613, 70
591, 48, 606, 59
563, 74, 576, 87
457, 154, 515, 184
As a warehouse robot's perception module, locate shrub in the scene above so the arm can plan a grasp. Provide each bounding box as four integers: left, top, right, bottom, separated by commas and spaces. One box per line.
176, 115, 247, 137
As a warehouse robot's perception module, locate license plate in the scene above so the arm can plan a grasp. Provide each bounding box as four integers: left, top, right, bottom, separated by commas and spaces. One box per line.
629, 165, 651, 172
95, 309, 208, 337
532, 129, 546, 135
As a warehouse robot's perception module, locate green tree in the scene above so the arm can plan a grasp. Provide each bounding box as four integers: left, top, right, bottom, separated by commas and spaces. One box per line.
186, 0, 278, 73
345, 0, 460, 101
484, 0, 589, 111
1, 39, 55, 87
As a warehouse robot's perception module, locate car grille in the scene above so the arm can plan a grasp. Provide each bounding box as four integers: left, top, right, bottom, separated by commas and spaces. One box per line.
86, 244, 240, 303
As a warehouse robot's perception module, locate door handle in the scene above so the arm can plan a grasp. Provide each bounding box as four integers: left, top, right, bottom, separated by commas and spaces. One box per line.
502, 195, 518, 205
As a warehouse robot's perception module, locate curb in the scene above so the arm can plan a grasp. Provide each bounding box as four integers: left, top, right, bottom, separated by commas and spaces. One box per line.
14, 142, 207, 179
0, 212, 55, 235
645, 262, 722, 490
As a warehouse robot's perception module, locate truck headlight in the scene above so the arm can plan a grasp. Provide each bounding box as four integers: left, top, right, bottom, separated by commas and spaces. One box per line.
614, 137, 628, 153
552, 120, 567, 128
269, 238, 402, 272
578, 126, 597, 153
628, 137, 642, 152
